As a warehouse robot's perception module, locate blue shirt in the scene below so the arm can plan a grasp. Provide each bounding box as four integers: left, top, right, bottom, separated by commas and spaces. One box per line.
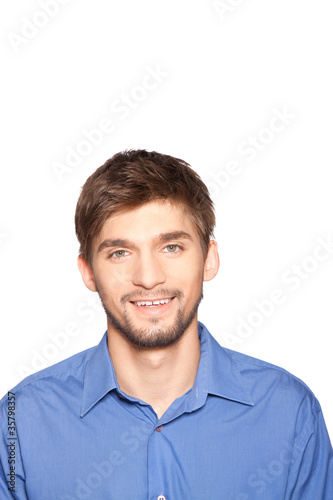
1, 321, 332, 500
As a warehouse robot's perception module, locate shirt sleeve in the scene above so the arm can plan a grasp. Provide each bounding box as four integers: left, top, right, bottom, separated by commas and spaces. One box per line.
285, 394, 333, 499
0, 394, 28, 500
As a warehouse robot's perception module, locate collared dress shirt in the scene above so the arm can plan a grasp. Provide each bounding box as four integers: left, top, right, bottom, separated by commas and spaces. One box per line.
1, 321, 332, 499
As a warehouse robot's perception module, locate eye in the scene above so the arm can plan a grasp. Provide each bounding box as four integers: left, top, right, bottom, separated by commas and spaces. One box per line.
162, 244, 182, 253
109, 249, 129, 259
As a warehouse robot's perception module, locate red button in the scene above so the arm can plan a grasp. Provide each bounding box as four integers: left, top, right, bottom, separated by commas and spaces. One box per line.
155, 425, 163, 432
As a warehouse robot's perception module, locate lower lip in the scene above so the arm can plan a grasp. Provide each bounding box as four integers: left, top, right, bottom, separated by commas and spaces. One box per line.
130, 297, 175, 316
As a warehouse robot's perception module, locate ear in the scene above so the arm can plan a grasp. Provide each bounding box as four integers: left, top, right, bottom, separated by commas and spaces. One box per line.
203, 240, 220, 282
77, 255, 97, 292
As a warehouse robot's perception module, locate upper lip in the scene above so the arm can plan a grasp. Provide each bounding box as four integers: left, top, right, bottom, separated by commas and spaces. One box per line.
130, 297, 174, 302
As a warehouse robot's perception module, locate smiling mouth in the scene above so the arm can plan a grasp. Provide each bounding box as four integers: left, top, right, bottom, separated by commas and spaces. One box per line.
130, 297, 175, 307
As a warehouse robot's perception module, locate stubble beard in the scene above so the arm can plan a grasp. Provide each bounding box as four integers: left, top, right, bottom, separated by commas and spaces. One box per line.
96, 283, 204, 350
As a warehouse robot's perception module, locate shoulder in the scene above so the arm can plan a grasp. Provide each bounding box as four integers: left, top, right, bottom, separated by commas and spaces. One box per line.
223, 345, 320, 416
203, 322, 319, 414
0, 344, 95, 410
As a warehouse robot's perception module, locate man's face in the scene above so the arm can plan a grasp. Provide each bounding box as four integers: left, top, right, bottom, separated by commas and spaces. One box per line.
79, 200, 218, 350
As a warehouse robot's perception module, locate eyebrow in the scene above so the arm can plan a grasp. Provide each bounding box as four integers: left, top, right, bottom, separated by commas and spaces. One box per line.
97, 231, 194, 253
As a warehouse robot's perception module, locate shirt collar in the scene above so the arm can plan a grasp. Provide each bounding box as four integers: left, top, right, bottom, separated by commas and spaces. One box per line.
197, 321, 254, 406
81, 321, 254, 417
80, 332, 118, 417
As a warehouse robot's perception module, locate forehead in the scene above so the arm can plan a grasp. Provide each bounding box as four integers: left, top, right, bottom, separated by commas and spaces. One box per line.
95, 200, 199, 246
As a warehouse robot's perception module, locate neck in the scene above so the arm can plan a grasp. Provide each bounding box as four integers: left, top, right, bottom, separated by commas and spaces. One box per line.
107, 320, 201, 419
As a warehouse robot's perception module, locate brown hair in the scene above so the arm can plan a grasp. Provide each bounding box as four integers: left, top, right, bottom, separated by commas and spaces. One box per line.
75, 149, 216, 266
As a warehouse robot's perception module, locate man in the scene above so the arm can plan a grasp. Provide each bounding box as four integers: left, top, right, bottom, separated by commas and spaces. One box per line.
0, 149, 332, 499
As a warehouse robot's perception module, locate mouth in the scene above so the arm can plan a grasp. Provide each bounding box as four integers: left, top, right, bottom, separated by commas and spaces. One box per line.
129, 296, 176, 315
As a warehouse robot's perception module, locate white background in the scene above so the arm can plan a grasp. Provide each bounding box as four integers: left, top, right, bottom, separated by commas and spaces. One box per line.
0, 0, 332, 442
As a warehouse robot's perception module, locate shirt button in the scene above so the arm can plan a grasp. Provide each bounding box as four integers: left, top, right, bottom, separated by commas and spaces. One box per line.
155, 425, 163, 432
157, 496, 166, 500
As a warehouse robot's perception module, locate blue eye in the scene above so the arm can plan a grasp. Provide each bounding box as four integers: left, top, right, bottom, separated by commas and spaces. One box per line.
108, 245, 183, 260
163, 245, 181, 253
110, 250, 129, 259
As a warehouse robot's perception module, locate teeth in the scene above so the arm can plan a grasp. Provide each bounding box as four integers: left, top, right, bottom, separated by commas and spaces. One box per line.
134, 298, 172, 307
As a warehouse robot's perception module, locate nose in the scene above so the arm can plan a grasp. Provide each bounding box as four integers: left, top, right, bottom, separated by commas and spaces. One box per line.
131, 250, 166, 289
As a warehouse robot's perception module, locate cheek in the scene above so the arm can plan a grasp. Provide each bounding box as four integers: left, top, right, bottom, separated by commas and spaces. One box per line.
109, 268, 130, 290
173, 259, 203, 294
95, 265, 130, 291
174, 255, 203, 279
